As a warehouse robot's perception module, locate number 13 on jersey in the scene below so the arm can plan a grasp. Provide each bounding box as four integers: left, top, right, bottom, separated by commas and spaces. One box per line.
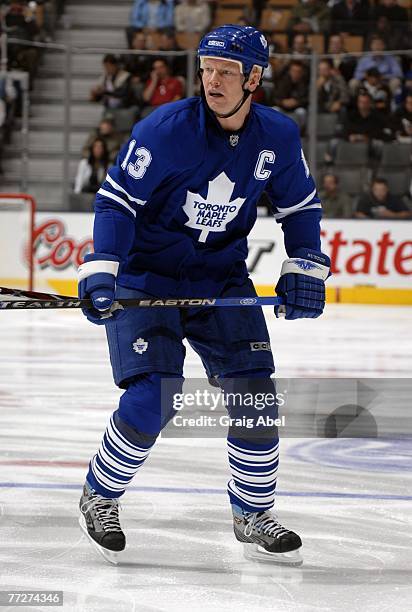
121, 140, 152, 179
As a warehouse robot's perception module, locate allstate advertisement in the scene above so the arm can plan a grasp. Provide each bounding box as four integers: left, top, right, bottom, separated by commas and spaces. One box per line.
249, 218, 412, 289
2, 212, 412, 299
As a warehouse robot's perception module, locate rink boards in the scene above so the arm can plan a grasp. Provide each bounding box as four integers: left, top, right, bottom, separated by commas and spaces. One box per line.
1, 212, 412, 304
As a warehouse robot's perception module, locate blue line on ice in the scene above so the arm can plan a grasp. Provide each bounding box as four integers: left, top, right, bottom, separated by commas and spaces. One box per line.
0, 482, 411, 500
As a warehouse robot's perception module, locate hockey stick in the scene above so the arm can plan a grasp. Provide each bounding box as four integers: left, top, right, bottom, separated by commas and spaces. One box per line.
0, 286, 284, 311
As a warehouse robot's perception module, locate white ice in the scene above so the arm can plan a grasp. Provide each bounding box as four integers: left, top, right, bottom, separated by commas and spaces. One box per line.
0, 304, 411, 612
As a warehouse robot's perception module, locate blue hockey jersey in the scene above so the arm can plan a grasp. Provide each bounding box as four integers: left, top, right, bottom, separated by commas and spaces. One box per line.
93, 97, 322, 298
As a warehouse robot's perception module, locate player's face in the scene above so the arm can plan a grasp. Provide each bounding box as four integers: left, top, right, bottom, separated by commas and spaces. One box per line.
202, 58, 245, 113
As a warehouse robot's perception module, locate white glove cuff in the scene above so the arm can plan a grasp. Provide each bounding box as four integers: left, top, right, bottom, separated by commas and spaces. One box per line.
280, 257, 329, 281
78, 259, 119, 283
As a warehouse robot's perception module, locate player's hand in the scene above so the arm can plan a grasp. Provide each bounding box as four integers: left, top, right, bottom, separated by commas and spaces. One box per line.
78, 253, 123, 325
274, 248, 331, 320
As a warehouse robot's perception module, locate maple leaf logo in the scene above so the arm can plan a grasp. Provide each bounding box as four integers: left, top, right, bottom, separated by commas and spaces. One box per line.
132, 337, 148, 354
183, 172, 246, 243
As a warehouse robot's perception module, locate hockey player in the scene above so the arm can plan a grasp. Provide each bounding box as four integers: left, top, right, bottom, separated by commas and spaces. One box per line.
78, 24, 330, 565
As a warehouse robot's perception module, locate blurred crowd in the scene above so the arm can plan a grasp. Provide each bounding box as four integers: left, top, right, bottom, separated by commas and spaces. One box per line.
1, 0, 411, 217
0, 0, 63, 172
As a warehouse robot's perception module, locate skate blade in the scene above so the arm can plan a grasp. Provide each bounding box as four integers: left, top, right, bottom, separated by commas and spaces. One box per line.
243, 543, 303, 566
78, 515, 123, 566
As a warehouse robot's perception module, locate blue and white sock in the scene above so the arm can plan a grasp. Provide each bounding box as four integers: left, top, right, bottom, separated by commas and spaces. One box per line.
227, 437, 279, 512
86, 414, 154, 498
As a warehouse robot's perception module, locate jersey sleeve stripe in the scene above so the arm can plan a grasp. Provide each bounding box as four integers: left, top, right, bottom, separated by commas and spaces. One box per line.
105, 174, 147, 207
275, 187, 317, 213
97, 188, 137, 217
273, 202, 322, 220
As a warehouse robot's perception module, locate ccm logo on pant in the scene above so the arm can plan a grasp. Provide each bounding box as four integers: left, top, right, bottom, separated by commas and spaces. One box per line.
250, 342, 271, 352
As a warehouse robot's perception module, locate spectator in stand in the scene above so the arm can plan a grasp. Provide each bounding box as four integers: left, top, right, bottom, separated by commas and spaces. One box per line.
317, 58, 349, 114
174, 0, 211, 33
124, 30, 152, 106
129, 0, 175, 30
371, 0, 411, 69
287, 0, 330, 41
82, 117, 124, 165
0, 86, 7, 138
155, 28, 187, 79
372, 0, 408, 33
0, 74, 17, 174
355, 178, 412, 218
142, 57, 183, 117
343, 91, 387, 143
290, 33, 311, 57
0, 73, 17, 135
74, 138, 110, 194
372, 0, 409, 40
391, 94, 412, 143
261, 33, 285, 84
24, 0, 51, 42
287, 33, 311, 71
330, 0, 370, 36
37, 0, 60, 42
90, 55, 132, 112
125, 31, 151, 82
272, 60, 309, 133
352, 36, 403, 95
327, 33, 357, 82
399, 63, 412, 100
4, 0, 40, 88
354, 67, 392, 114
367, 14, 410, 53
319, 173, 353, 218
271, 34, 310, 82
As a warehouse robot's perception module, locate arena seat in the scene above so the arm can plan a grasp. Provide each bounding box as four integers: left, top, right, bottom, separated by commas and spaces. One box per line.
380, 142, 411, 168
335, 141, 369, 166
260, 8, 292, 31
317, 114, 338, 139
375, 169, 412, 196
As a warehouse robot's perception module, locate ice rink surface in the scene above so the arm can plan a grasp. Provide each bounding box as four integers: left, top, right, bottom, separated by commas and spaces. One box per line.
0, 304, 411, 612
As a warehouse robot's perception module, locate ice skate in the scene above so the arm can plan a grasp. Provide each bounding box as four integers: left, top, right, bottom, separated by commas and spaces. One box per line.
232, 504, 303, 566
79, 481, 125, 565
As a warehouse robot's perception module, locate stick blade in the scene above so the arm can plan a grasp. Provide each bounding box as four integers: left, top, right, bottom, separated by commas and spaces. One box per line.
0, 286, 73, 301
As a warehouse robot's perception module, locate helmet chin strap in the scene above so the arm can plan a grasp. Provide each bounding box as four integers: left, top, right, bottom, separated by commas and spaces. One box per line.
214, 87, 252, 119
199, 71, 253, 121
